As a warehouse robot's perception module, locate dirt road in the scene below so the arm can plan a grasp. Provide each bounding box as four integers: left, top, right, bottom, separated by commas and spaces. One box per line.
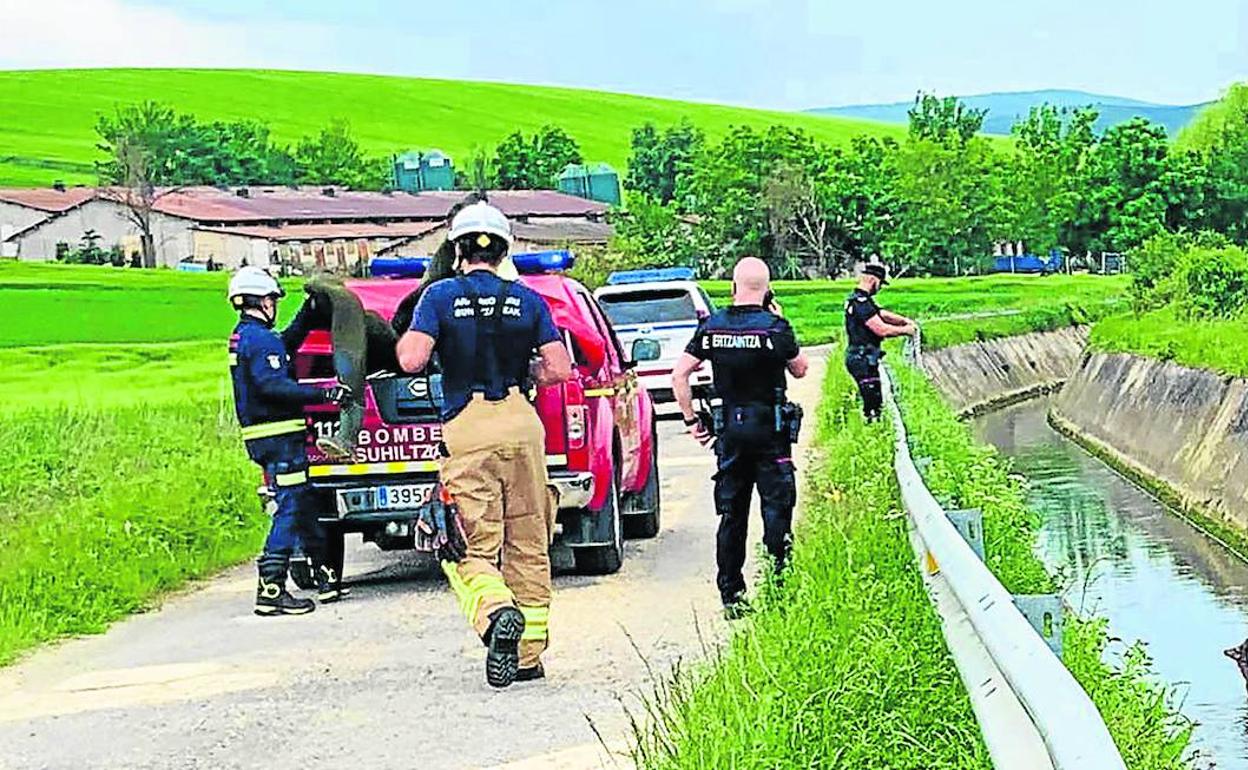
0, 354, 825, 770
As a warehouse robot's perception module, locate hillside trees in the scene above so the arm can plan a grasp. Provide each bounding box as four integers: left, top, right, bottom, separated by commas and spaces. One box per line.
96, 103, 385, 190
1007, 106, 1097, 253
493, 125, 583, 189
1179, 84, 1248, 242
626, 120, 705, 205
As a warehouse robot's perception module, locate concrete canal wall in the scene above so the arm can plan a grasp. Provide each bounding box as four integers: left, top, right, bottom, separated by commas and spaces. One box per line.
921, 326, 1088, 417
1053, 353, 1248, 540
925, 325, 1248, 543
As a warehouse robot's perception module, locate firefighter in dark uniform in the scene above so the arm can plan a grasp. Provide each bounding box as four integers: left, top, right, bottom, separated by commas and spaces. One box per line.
672, 257, 809, 618
844, 262, 917, 422
396, 202, 572, 688
227, 267, 353, 616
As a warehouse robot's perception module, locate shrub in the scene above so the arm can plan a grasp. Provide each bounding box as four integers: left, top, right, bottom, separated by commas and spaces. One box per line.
1172, 244, 1248, 318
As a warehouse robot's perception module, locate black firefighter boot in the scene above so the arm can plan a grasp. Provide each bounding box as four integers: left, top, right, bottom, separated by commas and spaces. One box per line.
255, 554, 316, 617
315, 563, 351, 604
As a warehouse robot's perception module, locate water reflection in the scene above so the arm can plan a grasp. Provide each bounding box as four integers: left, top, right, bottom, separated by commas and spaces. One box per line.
974, 398, 1248, 770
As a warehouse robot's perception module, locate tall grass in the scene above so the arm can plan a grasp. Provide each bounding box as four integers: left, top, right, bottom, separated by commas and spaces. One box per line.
0, 399, 263, 664
632, 352, 992, 769
632, 358, 1194, 769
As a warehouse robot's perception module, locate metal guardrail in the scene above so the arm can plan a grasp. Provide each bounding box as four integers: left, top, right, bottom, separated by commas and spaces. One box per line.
882, 366, 1127, 770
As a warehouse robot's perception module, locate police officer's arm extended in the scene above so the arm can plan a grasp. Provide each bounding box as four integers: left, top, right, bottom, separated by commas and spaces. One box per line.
865, 313, 917, 338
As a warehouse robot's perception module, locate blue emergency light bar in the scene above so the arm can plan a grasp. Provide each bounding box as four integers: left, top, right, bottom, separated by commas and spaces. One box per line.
369, 256, 431, 279
605, 266, 696, 285
512, 250, 576, 275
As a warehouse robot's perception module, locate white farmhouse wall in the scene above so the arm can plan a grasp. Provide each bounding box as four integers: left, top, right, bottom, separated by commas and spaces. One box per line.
0, 201, 51, 236
12, 200, 194, 265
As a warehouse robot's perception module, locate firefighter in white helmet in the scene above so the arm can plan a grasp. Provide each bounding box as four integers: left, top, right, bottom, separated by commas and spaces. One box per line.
227, 266, 353, 615
397, 201, 572, 687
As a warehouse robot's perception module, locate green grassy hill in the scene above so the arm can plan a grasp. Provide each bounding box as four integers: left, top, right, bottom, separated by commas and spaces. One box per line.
0, 68, 907, 188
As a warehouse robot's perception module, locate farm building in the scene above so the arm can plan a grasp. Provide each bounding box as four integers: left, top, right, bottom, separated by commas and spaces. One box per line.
0, 186, 611, 271
0, 186, 99, 257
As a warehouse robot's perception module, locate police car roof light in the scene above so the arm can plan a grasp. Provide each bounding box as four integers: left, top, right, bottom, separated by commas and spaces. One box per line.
605, 267, 695, 285
512, 250, 576, 275
369, 257, 431, 279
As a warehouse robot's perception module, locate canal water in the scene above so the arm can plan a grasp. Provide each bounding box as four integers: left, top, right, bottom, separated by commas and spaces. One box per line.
973, 397, 1248, 770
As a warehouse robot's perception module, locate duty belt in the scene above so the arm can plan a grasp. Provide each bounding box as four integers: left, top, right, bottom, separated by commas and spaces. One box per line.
240, 418, 306, 441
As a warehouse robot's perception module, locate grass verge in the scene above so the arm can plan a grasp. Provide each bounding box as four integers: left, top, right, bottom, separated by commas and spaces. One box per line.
0, 399, 263, 665
632, 357, 1194, 769
889, 361, 1194, 769
1090, 306, 1248, 378
632, 351, 992, 769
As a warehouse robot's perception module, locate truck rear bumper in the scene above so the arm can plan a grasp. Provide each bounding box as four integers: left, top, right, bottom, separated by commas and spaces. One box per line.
549, 470, 595, 510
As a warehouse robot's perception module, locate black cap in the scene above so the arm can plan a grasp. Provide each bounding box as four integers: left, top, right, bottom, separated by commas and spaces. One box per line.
863, 263, 889, 285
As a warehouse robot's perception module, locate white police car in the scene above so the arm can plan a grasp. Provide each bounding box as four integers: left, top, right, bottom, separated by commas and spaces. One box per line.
594, 267, 715, 403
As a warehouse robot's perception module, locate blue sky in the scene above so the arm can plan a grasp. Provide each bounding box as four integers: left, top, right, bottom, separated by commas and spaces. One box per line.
2, 0, 1245, 108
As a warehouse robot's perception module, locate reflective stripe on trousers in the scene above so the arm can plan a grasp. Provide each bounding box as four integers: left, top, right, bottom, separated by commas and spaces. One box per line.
241, 418, 306, 441
442, 561, 515, 624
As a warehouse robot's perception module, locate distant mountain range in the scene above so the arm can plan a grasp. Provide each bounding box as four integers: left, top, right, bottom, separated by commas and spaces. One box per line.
807, 90, 1212, 137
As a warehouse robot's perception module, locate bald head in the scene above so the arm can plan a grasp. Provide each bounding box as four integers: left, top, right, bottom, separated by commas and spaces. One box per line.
732, 257, 771, 305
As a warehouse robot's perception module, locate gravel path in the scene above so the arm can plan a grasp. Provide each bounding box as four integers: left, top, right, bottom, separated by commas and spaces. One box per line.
0, 353, 826, 770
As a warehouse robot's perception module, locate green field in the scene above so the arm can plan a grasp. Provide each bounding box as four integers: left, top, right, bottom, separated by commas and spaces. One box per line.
0, 263, 1130, 666
1090, 307, 1248, 378
0, 68, 907, 188
704, 274, 1129, 349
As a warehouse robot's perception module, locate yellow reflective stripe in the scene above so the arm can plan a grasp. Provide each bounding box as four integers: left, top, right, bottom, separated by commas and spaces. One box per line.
519, 605, 549, 641
228, 353, 239, 366
583, 388, 615, 397
274, 470, 308, 487
441, 562, 513, 623
308, 461, 439, 478
545, 454, 567, 467
241, 419, 306, 441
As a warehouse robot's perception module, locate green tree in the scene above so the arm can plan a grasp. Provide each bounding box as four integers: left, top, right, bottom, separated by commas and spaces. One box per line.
95, 102, 201, 186
1179, 84, 1248, 242
1008, 105, 1097, 254
493, 125, 582, 189
625, 120, 705, 205
887, 136, 1008, 275
295, 119, 384, 188
1079, 118, 1172, 254
908, 93, 987, 145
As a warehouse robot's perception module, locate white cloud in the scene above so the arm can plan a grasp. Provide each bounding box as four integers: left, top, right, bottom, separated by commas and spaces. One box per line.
0, 0, 334, 70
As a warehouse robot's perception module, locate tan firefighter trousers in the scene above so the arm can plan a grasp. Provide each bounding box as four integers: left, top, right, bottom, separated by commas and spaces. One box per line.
439, 390, 555, 668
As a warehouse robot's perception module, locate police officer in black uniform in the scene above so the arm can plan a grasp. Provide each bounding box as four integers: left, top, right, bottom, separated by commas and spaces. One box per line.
844, 262, 917, 421
673, 257, 808, 617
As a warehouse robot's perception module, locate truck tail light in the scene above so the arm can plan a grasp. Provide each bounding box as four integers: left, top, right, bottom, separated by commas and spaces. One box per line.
566, 405, 587, 450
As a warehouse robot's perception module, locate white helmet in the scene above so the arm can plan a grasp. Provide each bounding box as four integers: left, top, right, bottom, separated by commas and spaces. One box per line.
448, 201, 512, 244
228, 266, 284, 307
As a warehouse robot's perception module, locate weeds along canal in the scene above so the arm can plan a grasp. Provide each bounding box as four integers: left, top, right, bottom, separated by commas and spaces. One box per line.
973, 396, 1248, 770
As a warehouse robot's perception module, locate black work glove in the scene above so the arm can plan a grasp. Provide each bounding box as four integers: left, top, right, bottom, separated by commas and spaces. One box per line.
323, 382, 355, 406
417, 486, 468, 563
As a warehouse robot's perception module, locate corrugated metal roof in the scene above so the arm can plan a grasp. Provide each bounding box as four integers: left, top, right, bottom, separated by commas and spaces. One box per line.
512, 218, 614, 244
0, 185, 610, 229
151, 188, 607, 223
195, 221, 442, 242
0, 187, 97, 213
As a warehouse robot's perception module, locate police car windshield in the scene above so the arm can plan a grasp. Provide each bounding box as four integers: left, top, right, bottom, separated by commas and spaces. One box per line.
598, 289, 697, 325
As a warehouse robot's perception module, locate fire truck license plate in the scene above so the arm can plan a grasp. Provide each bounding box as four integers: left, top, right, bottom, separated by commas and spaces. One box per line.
336, 483, 436, 515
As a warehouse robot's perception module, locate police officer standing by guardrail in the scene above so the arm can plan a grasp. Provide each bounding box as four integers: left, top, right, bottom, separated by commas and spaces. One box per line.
844, 262, 918, 422
396, 201, 572, 689
672, 257, 808, 618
